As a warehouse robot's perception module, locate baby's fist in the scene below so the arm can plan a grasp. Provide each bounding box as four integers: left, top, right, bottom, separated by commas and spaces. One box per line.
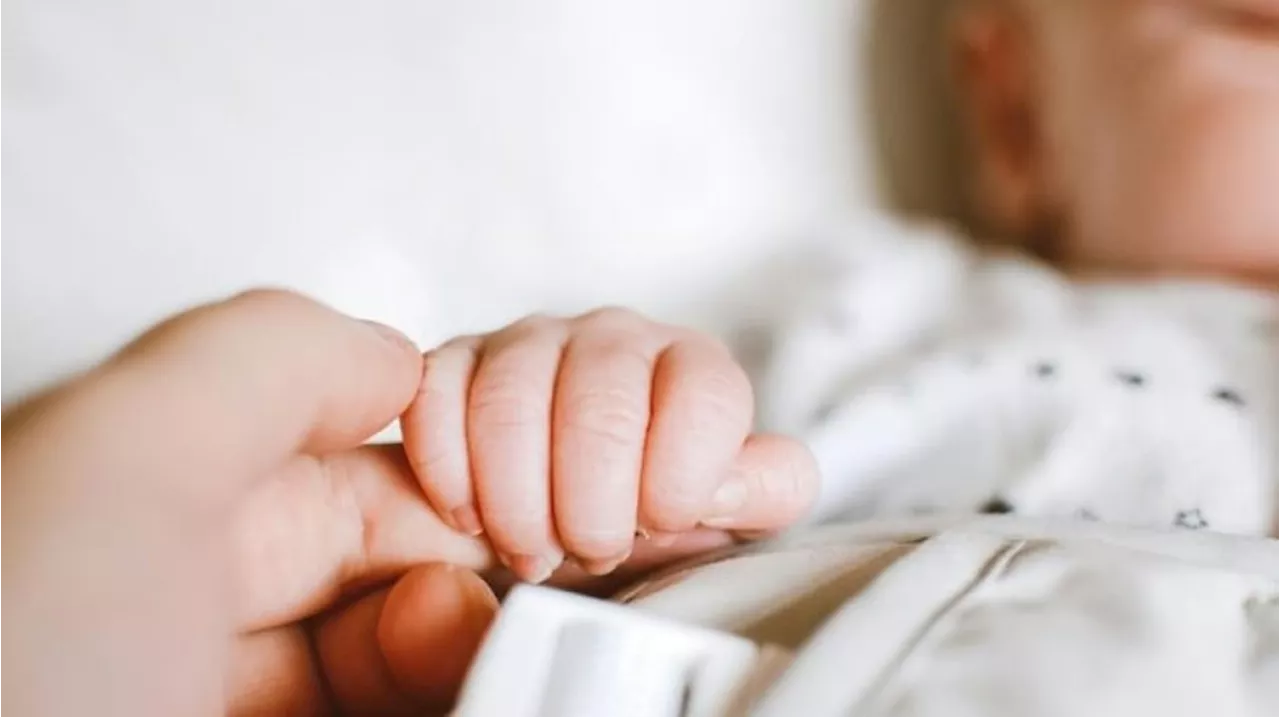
401, 308, 817, 583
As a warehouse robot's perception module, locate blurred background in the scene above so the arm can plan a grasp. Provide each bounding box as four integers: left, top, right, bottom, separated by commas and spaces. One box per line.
2, 0, 965, 405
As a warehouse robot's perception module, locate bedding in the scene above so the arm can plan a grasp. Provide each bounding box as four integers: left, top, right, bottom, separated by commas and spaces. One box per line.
456, 516, 1278, 716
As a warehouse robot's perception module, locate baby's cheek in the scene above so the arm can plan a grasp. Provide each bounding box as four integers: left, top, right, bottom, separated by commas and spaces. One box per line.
1141, 91, 1276, 276
1070, 77, 1276, 282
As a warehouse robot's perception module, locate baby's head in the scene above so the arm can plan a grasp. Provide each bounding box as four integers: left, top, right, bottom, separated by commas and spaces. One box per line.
952, 0, 1276, 286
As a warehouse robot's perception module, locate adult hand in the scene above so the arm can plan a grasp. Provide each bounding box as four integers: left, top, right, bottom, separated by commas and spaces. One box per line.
1, 290, 756, 716
1, 293, 450, 715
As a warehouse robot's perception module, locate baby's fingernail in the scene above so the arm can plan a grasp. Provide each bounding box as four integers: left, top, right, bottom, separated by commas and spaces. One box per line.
709, 479, 749, 516
450, 505, 483, 536
645, 530, 680, 548
579, 550, 631, 576
699, 480, 750, 528
508, 553, 561, 584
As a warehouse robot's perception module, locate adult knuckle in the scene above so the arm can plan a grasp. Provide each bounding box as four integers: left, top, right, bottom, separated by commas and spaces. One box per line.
214, 289, 336, 350
140, 288, 325, 372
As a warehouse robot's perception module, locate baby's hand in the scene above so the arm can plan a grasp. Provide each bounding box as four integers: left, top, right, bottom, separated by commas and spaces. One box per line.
401, 308, 818, 583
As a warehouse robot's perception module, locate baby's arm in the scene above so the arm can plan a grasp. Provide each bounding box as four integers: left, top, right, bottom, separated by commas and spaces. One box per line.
752, 212, 1064, 519
755, 217, 976, 434
399, 308, 818, 583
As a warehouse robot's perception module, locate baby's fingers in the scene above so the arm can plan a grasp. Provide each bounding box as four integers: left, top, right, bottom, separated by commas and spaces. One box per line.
698, 433, 819, 532
640, 336, 754, 537
467, 317, 569, 583
401, 336, 484, 537
552, 309, 666, 575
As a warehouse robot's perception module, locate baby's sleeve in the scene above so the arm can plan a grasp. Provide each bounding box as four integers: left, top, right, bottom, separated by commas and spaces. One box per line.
749, 216, 992, 523
753, 215, 976, 435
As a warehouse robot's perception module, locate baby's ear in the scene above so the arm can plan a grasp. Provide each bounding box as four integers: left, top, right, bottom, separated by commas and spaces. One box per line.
951, 2, 1044, 239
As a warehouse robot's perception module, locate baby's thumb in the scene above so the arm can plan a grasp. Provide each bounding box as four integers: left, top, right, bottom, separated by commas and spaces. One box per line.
698, 434, 819, 532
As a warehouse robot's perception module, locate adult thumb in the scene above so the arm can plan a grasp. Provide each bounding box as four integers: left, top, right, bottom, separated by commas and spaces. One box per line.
308, 564, 498, 715
377, 564, 499, 709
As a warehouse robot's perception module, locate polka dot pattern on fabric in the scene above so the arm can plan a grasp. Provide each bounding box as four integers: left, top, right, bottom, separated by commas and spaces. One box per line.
1174, 509, 1208, 531
1211, 387, 1246, 407
1113, 370, 1147, 388
980, 497, 1014, 515
755, 222, 1277, 535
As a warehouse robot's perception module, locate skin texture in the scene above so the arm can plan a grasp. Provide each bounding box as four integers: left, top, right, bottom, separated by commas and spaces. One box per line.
954, 0, 1278, 287
2, 290, 817, 717
400, 307, 819, 582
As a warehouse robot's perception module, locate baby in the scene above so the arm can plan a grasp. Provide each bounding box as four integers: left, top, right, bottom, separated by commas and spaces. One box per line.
400, 0, 1278, 584
758, 0, 1276, 532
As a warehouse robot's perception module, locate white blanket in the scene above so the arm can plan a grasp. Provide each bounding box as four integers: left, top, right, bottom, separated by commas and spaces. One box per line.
618, 517, 1278, 716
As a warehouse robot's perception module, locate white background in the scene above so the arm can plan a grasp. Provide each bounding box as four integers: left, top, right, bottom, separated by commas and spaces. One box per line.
2, 0, 962, 404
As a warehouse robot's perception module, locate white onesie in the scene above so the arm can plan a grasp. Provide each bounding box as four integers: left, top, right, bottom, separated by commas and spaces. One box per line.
754, 215, 1278, 535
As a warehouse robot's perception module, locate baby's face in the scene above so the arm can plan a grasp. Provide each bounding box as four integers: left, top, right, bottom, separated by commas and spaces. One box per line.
966, 0, 1278, 285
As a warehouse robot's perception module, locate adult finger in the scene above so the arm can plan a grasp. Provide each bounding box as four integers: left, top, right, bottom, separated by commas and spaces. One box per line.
316, 588, 420, 717
235, 527, 729, 716
553, 309, 666, 573
697, 433, 820, 531
467, 316, 568, 583
232, 444, 493, 631
309, 564, 497, 716
2, 290, 423, 717
401, 336, 484, 536
227, 625, 328, 717
5, 289, 423, 511
639, 335, 754, 538
378, 564, 498, 707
